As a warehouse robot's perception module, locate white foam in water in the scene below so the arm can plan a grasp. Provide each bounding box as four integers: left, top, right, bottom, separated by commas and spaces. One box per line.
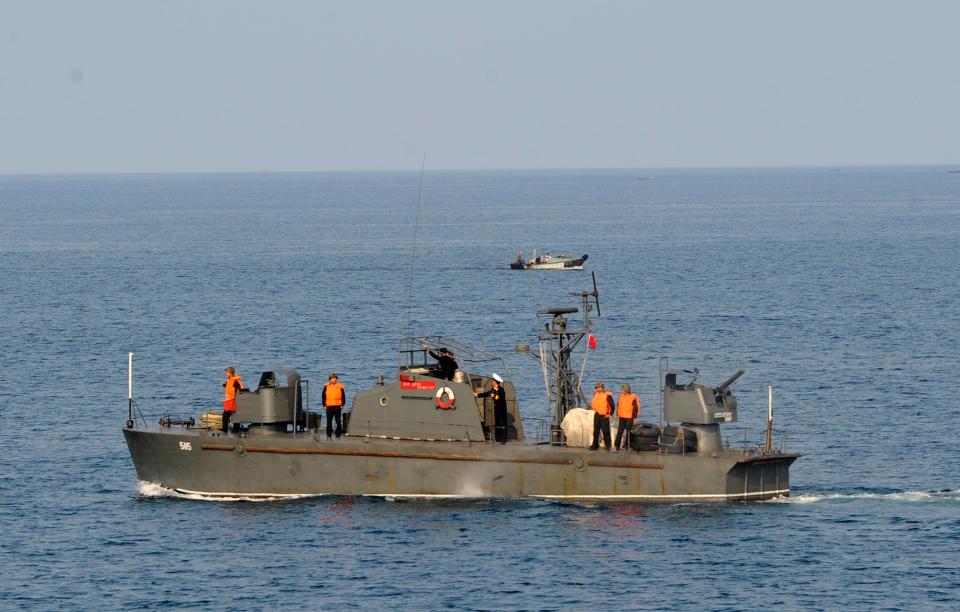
138, 481, 178, 498
137, 481, 323, 502
775, 490, 960, 504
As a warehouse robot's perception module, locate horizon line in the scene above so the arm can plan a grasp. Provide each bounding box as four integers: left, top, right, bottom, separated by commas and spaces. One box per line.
2, 162, 959, 178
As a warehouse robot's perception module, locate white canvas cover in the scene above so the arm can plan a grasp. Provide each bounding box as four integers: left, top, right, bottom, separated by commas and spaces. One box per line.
561, 408, 603, 448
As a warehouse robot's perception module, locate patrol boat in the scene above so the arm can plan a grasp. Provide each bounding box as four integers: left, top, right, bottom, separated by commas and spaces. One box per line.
123, 280, 798, 501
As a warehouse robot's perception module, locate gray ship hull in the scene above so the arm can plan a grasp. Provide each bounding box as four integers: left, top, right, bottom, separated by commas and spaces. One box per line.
124, 426, 797, 501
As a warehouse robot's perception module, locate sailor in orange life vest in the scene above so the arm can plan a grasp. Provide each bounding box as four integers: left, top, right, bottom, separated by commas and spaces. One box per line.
589, 381, 615, 451
323, 372, 346, 439
614, 383, 640, 451
473, 373, 508, 443
221, 367, 244, 433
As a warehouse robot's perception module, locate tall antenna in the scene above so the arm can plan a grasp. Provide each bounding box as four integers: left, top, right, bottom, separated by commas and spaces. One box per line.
405, 153, 427, 337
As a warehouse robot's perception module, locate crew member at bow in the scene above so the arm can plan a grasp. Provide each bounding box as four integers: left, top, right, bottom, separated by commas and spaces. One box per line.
221, 366, 244, 433
323, 372, 347, 439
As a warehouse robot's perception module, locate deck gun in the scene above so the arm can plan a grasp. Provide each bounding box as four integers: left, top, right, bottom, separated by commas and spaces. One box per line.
662, 368, 746, 453
663, 368, 745, 425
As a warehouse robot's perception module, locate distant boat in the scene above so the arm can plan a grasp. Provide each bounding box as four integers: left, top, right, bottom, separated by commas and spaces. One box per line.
510, 251, 588, 270
638, 176, 656, 180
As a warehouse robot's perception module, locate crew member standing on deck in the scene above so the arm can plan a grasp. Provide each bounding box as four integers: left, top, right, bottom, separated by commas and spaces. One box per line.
323, 372, 346, 439
614, 383, 640, 451
474, 373, 508, 443
589, 381, 615, 451
221, 367, 244, 433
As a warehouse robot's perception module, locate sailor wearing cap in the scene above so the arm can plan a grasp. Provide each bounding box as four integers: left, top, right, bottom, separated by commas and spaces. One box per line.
323, 372, 346, 439
421, 342, 460, 380
474, 373, 508, 443
589, 381, 615, 451
614, 384, 640, 451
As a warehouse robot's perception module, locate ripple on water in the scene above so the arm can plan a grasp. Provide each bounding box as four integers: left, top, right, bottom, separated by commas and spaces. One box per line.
3, 169, 960, 609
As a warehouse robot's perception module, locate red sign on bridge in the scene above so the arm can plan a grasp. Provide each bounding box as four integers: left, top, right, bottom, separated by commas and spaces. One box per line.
400, 380, 437, 391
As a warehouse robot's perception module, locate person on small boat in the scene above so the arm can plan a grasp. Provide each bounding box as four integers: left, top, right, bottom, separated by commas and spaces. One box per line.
614, 383, 640, 451
589, 381, 615, 451
474, 373, 508, 443
422, 343, 459, 380
323, 373, 346, 439
221, 367, 244, 433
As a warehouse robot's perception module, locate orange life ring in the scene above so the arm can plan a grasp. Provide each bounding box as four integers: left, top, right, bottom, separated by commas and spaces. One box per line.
435, 386, 456, 410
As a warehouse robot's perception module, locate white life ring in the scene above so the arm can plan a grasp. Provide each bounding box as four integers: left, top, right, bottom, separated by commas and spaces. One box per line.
435, 386, 456, 410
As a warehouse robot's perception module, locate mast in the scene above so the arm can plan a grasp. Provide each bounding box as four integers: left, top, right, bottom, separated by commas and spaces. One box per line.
532, 273, 601, 444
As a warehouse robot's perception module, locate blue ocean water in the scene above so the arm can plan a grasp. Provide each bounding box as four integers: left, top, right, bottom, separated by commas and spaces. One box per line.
1, 167, 958, 610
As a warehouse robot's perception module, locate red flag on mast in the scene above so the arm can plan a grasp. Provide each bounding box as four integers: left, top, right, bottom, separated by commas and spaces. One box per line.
588, 334, 597, 350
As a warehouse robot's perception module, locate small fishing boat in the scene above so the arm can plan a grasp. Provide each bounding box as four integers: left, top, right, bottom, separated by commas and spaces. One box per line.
510, 251, 588, 270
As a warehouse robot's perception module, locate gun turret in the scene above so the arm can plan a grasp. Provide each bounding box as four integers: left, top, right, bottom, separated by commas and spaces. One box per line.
663, 368, 740, 425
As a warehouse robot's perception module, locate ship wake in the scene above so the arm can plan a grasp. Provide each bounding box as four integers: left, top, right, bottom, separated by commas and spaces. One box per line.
776, 489, 960, 504
137, 481, 326, 502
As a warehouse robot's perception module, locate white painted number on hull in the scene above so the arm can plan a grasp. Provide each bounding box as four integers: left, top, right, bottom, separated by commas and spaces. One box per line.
179, 441, 192, 451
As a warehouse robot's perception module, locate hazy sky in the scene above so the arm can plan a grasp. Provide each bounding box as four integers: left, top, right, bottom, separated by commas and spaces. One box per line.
2, 0, 958, 173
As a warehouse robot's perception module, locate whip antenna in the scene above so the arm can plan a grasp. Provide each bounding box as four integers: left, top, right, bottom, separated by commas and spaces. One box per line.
591, 271, 601, 318
405, 153, 427, 337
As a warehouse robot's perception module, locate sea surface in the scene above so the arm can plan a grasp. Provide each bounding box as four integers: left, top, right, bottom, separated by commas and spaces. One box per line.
1, 167, 958, 610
